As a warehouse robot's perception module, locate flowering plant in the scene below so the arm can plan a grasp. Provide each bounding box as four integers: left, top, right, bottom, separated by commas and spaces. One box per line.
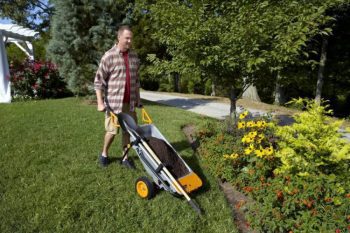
10, 60, 70, 100
196, 104, 350, 232
223, 110, 277, 162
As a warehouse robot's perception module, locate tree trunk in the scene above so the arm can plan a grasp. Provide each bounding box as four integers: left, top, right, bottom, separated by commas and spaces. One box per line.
242, 77, 261, 102
211, 83, 216, 96
242, 85, 261, 102
315, 37, 328, 105
173, 72, 181, 92
274, 71, 286, 105
229, 86, 237, 120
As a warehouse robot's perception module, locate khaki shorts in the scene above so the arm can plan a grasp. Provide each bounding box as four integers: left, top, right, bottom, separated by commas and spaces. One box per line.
105, 104, 137, 147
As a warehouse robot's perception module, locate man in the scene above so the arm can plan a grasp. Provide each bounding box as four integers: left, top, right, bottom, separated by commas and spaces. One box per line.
94, 25, 141, 168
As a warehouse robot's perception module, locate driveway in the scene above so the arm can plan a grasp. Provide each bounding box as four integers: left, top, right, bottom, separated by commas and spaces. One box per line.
140, 90, 350, 141
140, 90, 265, 120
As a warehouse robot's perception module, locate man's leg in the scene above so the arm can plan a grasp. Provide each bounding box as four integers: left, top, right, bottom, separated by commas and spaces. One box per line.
102, 132, 115, 156
99, 114, 117, 167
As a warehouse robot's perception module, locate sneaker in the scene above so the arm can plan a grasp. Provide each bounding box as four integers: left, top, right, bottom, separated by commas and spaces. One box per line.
99, 155, 109, 167
121, 159, 135, 169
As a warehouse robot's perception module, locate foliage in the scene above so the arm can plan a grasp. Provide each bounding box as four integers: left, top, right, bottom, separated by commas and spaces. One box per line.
197, 111, 279, 184
246, 174, 350, 232
47, 0, 130, 95
196, 101, 350, 232
5, 44, 27, 65
31, 31, 50, 61
0, 0, 53, 32
135, 1, 346, 106
9, 60, 70, 100
6, 31, 50, 64
274, 98, 350, 176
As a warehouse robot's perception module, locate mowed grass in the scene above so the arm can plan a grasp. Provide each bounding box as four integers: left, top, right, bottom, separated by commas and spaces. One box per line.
0, 98, 237, 233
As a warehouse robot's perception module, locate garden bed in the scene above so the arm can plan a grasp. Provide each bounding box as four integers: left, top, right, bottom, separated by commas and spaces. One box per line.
184, 99, 350, 232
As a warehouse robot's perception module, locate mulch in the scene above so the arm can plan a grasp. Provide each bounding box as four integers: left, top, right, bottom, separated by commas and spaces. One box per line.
146, 136, 189, 179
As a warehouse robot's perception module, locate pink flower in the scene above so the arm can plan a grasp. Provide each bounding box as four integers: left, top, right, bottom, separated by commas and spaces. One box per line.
33, 62, 42, 73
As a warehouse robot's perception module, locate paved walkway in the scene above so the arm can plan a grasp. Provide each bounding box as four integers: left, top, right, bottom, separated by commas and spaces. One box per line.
140, 90, 350, 141
140, 90, 265, 120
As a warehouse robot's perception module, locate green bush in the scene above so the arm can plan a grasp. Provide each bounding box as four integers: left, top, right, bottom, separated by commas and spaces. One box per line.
10, 60, 71, 100
274, 98, 350, 176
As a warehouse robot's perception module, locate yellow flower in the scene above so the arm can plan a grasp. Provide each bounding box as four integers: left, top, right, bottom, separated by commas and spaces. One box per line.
257, 133, 265, 143
255, 148, 265, 158
242, 135, 253, 143
245, 147, 253, 155
223, 153, 239, 160
264, 146, 274, 156
247, 121, 255, 128
248, 131, 257, 138
260, 120, 267, 127
256, 121, 263, 128
237, 121, 246, 129
230, 153, 239, 159
249, 143, 255, 150
239, 111, 249, 119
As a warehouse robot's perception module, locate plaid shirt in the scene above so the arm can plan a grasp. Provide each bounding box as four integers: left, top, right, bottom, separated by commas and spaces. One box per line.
94, 45, 141, 113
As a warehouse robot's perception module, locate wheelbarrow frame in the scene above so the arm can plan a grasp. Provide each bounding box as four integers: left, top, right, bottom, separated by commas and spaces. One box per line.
117, 112, 202, 214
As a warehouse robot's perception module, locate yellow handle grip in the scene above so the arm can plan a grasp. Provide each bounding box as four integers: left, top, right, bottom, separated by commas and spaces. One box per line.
141, 108, 152, 124
110, 112, 120, 128
109, 107, 153, 129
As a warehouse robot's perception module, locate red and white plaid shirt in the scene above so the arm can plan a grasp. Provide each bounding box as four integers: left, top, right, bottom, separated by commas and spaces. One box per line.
94, 45, 141, 113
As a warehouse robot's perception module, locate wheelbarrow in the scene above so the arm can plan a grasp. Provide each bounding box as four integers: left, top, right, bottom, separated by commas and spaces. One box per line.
112, 109, 203, 214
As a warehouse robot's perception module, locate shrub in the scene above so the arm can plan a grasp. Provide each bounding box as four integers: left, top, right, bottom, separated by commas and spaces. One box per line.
10, 60, 71, 100
274, 98, 350, 176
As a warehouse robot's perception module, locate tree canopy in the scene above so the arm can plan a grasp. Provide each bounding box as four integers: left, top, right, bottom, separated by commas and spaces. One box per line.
0, 0, 53, 32
134, 0, 349, 114
47, 0, 131, 94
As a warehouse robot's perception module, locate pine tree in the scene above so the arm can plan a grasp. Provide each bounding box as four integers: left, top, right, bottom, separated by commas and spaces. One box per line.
47, 0, 131, 95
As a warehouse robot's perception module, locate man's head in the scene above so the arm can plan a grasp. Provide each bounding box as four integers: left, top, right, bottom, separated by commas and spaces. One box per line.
117, 25, 133, 52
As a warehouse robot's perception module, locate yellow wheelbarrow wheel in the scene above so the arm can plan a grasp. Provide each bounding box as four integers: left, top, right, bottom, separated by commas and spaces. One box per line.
135, 176, 155, 199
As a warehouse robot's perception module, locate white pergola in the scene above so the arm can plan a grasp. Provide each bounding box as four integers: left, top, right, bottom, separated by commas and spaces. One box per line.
0, 23, 38, 103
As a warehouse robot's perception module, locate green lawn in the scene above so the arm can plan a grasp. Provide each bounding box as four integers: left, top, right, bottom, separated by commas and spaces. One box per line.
0, 98, 238, 233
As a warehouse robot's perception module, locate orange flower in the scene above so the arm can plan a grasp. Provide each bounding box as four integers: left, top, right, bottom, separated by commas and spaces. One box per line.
276, 190, 284, 202
242, 186, 254, 193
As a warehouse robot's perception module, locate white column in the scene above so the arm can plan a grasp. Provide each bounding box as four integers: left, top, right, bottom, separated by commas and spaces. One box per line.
0, 33, 11, 103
